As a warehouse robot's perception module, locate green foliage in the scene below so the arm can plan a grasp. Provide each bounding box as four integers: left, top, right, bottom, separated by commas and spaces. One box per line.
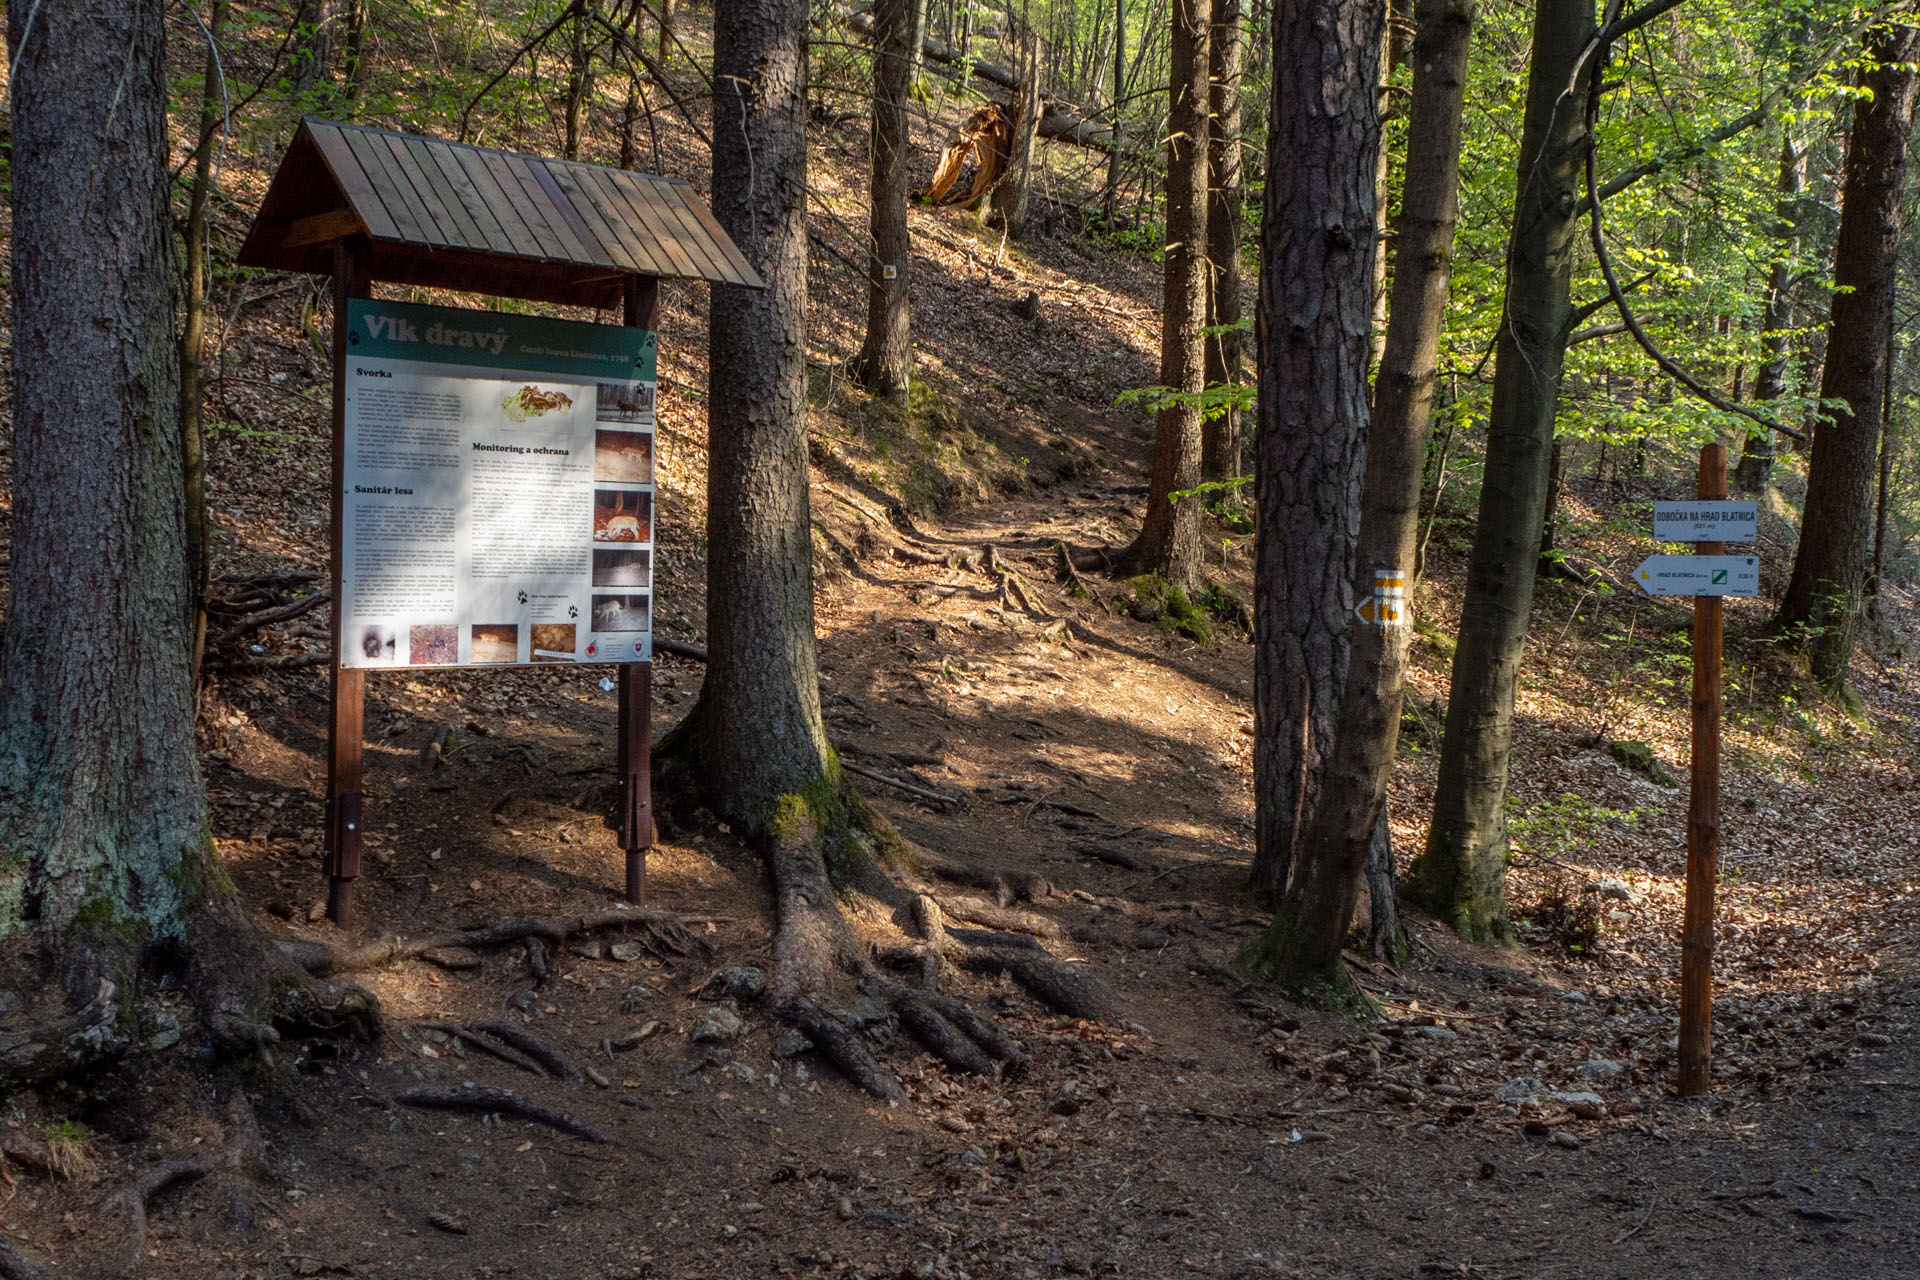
1505, 793, 1641, 868
1115, 383, 1253, 423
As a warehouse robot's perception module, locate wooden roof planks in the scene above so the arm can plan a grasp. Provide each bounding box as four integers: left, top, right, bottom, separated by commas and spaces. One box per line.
240, 119, 762, 306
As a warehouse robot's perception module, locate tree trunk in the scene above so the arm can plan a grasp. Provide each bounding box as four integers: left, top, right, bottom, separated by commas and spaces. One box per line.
1735, 126, 1805, 493
565, 0, 597, 162
1201, 0, 1245, 488
0, 0, 375, 1090
291, 0, 334, 94
658, 0, 674, 63
1869, 333, 1897, 615
181, 0, 228, 685
341, 0, 366, 103
909, 0, 930, 90
1106, 0, 1125, 218
1404, 0, 1595, 942
853, 0, 914, 395
1246, 0, 1468, 985
1118, 0, 1210, 591
1776, 21, 1920, 689
669, 0, 839, 832
990, 25, 1043, 239
1246, 0, 1382, 907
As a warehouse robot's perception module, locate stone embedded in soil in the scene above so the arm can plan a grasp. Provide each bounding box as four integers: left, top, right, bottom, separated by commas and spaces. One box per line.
1497, 1077, 1547, 1104
1413, 1025, 1458, 1041
693, 1007, 744, 1043
607, 942, 646, 962
722, 967, 768, 1000
774, 1028, 815, 1057
1551, 1130, 1582, 1150
1551, 1091, 1608, 1119
619, 984, 657, 1012
1577, 1058, 1624, 1083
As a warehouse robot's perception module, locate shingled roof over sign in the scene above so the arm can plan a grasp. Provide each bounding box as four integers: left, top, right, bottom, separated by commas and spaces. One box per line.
239, 119, 762, 308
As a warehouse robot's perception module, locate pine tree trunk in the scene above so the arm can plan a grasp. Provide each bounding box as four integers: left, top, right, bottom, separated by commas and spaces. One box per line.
1118, 0, 1210, 591
853, 0, 915, 395
1405, 0, 1595, 942
0, 0, 203, 954
1776, 21, 1920, 689
1246, 0, 1381, 906
1201, 0, 1245, 488
1247, 0, 1467, 981
671, 0, 838, 832
1735, 127, 1805, 493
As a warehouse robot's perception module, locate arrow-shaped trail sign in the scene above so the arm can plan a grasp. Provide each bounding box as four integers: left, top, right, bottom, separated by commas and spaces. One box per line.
1633, 554, 1758, 597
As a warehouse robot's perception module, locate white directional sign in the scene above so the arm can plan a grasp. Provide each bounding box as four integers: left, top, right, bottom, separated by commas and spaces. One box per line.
1634, 554, 1759, 597
1652, 501, 1757, 543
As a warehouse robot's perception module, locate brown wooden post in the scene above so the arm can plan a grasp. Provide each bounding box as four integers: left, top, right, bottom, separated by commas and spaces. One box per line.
617, 274, 661, 902
326, 237, 374, 927
1679, 441, 1726, 1097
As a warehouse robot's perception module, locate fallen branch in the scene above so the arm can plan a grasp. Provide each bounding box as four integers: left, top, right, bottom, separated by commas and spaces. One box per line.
394, 1085, 620, 1146
277, 908, 721, 977
210, 587, 330, 648
654, 637, 708, 662
205, 651, 330, 673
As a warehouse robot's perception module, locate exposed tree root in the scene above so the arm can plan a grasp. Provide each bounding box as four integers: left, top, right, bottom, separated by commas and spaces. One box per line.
419, 1021, 549, 1077
99, 1158, 208, 1274
912, 849, 1050, 904
956, 947, 1119, 1021
785, 996, 906, 1102
933, 893, 1062, 940
470, 1020, 581, 1083
277, 908, 718, 978
0, 977, 129, 1093
393, 1085, 620, 1146
0, 1239, 59, 1280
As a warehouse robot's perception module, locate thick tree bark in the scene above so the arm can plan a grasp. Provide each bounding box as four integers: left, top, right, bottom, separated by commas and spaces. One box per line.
669, 0, 838, 832
1118, 0, 1210, 591
1405, 0, 1595, 941
0, 0, 376, 1088
1201, 0, 1246, 488
853, 0, 915, 395
1776, 21, 1920, 688
290, 0, 334, 94
1246, 0, 1382, 906
1, 0, 202, 951
990, 26, 1043, 238
1247, 0, 1469, 986
1734, 126, 1805, 493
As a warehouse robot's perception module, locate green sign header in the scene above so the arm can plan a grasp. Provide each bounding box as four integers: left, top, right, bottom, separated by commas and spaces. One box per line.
346, 298, 656, 382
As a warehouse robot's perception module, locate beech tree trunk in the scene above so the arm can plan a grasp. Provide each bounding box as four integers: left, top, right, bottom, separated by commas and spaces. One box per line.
853, 0, 914, 395
1201, 0, 1245, 488
1734, 126, 1805, 494
1776, 21, 1920, 689
670, 0, 839, 832
565, 0, 597, 161
1247, 0, 1468, 985
990, 26, 1043, 239
1106, 0, 1125, 217
1246, 0, 1381, 906
1405, 0, 1595, 941
1118, 0, 1210, 591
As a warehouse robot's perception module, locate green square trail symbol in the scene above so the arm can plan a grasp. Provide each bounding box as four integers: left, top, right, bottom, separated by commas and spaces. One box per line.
1711, 568, 1728, 585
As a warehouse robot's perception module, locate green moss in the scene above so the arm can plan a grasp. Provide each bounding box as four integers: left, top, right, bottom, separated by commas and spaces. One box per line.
1130, 574, 1214, 646
1415, 619, 1456, 660
69, 895, 142, 945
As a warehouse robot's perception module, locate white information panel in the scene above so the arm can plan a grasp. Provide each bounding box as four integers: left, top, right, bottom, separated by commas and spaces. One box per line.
339, 299, 657, 668
1652, 501, 1757, 543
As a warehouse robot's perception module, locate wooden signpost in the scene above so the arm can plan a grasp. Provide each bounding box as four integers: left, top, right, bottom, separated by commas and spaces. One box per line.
1634, 443, 1756, 1097
239, 119, 762, 930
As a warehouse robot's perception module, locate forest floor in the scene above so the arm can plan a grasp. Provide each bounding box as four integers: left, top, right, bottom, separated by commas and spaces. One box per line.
6, 21, 1920, 1280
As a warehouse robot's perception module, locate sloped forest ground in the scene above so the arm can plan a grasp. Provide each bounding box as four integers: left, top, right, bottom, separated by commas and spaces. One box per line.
5, 16, 1920, 1280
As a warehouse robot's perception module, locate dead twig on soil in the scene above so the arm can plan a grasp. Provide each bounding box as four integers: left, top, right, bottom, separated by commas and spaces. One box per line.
393, 1085, 622, 1147
278, 908, 721, 977
842, 760, 964, 809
